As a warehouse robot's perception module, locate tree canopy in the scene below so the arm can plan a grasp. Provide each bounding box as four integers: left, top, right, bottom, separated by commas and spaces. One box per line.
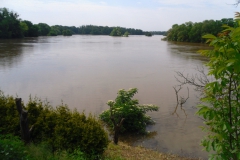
0, 8, 22, 38
163, 18, 235, 43
110, 27, 122, 36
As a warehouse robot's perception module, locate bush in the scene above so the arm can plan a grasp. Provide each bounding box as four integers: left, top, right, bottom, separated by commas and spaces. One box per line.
0, 134, 29, 160
99, 88, 159, 134
0, 92, 109, 157
109, 28, 122, 36
196, 15, 240, 159
0, 91, 20, 136
27, 98, 109, 156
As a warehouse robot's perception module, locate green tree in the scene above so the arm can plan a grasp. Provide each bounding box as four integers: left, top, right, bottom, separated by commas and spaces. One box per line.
62, 29, 72, 36
164, 18, 235, 43
100, 88, 159, 136
20, 21, 28, 36
197, 14, 240, 159
110, 27, 122, 36
123, 31, 129, 37
0, 8, 22, 38
145, 32, 152, 37
22, 20, 38, 37
37, 23, 51, 36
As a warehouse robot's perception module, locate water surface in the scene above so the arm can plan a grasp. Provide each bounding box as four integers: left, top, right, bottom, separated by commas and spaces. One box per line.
0, 35, 210, 159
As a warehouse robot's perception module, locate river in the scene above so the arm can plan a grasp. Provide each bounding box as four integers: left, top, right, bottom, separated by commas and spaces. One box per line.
0, 35, 211, 159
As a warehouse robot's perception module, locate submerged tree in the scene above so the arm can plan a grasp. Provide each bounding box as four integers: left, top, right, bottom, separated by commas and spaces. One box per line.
123, 31, 129, 37
110, 27, 122, 36
99, 88, 158, 144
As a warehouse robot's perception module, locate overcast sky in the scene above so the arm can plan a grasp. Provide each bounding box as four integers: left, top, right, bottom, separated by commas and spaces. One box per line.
1, 0, 239, 31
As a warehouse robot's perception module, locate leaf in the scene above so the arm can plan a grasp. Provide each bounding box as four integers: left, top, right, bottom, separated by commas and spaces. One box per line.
221, 24, 230, 28
226, 59, 236, 67
202, 34, 216, 39
217, 66, 225, 75
222, 124, 227, 131
196, 106, 210, 115
237, 152, 240, 159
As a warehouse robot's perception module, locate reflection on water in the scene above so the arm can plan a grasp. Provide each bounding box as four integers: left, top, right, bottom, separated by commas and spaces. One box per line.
167, 41, 211, 62
0, 35, 208, 159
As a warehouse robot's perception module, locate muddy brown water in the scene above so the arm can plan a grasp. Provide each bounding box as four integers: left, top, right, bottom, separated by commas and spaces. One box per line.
0, 35, 211, 159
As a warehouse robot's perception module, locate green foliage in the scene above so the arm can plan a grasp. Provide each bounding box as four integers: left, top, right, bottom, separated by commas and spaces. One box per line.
0, 135, 91, 160
22, 20, 38, 37
150, 31, 167, 35
164, 18, 235, 43
62, 29, 72, 36
0, 8, 145, 39
110, 28, 122, 36
0, 8, 23, 38
79, 25, 143, 35
145, 32, 152, 37
0, 134, 29, 160
47, 28, 58, 36
27, 142, 90, 160
100, 88, 159, 134
0, 91, 20, 136
27, 97, 109, 156
20, 22, 28, 35
196, 16, 240, 159
0, 92, 109, 157
123, 31, 129, 37
37, 23, 51, 36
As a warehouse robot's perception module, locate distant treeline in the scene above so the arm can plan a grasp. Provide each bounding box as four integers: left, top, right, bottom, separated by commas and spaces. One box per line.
1, 7, 163, 39
79, 25, 144, 35
150, 31, 167, 35
163, 18, 235, 43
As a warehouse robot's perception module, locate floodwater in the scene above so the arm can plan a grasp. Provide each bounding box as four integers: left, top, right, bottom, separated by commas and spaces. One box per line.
0, 35, 211, 159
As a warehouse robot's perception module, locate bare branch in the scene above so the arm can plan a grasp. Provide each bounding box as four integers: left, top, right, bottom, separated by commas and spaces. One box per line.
175, 66, 211, 95
172, 85, 189, 118
233, 1, 240, 6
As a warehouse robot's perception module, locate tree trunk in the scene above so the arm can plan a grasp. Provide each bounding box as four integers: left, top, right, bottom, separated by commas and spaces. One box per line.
15, 98, 31, 144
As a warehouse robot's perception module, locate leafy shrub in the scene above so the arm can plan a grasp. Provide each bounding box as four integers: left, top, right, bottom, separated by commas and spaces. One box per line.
0, 134, 29, 160
0, 91, 20, 136
0, 92, 109, 156
109, 28, 122, 36
99, 88, 159, 134
196, 15, 240, 159
27, 98, 109, 156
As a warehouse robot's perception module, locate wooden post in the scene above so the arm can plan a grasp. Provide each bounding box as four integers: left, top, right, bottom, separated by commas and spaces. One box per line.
15, 98, 31, 144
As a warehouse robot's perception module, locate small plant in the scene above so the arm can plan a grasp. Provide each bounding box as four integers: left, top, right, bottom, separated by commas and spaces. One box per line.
0, 134, 29, 160
100, 88, 159, 144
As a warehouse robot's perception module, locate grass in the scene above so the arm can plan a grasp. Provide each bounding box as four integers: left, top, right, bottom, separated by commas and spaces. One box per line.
103, 142, 203, 160
0, 136, 204, 160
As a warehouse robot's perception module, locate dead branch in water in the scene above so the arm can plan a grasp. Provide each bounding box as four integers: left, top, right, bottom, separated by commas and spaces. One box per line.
172, 85, 189, 117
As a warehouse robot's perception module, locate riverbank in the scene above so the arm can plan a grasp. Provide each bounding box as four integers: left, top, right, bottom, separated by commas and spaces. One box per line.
103, 142, 204, 160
